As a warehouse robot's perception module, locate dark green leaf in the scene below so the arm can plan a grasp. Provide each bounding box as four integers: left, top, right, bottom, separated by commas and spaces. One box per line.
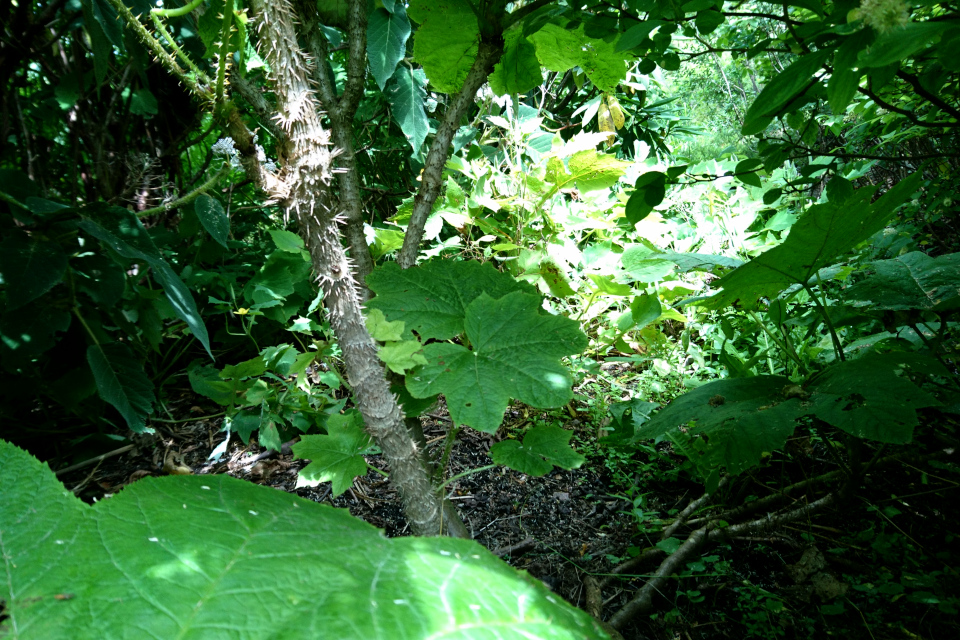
0, 232, 68, 309
194, 194, 230, 249
386, 66, 430, 154
490, 29, 542, 96
695, 10, 724, 35
87, 343, 155, 432
763, 188, 782, 205
367, 6, 411, 90
844, 252, 960, 312
699, 173, 922, 309
742, 51, 829, 135
637, 376, 805, 477
807, 354, 940, 443
859, 22, 950, 68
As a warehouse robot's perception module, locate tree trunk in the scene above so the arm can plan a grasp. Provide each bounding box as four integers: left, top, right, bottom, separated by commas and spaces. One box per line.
249, 0, 446, 536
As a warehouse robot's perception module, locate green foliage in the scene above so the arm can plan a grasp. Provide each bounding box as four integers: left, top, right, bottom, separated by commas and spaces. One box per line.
490, 425, 586, 476
293, 410, 376, 496
0, 440, 607, 639
406, 290, 587, 432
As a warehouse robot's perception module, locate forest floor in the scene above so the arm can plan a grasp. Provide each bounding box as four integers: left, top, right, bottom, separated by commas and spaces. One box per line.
54, 380, 960, 640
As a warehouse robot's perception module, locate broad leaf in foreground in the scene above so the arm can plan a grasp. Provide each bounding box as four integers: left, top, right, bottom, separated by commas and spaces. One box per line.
0, 440, 608, 640
698, 173, 921, 310
294, 410, 374, 496
366, 259, 536, 340
636, 376, 805, 477
490, 425, 585, 476
86, 342, 155, 431
844, 251, 960, 312
406, 292, 587, 432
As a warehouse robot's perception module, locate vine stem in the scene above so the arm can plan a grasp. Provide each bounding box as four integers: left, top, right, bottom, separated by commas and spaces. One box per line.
137, 163, 230, 217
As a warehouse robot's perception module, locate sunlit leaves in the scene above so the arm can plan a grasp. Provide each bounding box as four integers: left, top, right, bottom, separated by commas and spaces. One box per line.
409, 0, 478, 94
405, 292, 587, 433
0, 440, 607, 639
489, 28, 541, 96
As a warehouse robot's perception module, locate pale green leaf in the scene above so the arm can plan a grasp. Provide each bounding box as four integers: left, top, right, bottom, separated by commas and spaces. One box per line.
405, 292, 587, 432
379, 340, 428, 374
0, 440, 607, 639
490, 426, 585, 476
366, 308, 406, 342
268, 228, 305, 252
410, 0, 478, 94
489, 28, 542, 96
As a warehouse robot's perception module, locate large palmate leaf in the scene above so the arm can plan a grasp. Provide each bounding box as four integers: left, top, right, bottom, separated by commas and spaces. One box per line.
490, 425, 585, 476
844, 251, 960, 313
545, 150, 630, 194
366, 260, 536, 340
0, 440, 608, 640
489, 28, 542, 96
0, 232, 68, 309
636, 376, 806, 477
528, 23, 630, 92
86, 342, 155, 431
294, 411, 374, 497
405, 292, 587, 432
385, 66, 430, 154
367, 4, 411, 90
79, 206, 212, 357
698, 173, 922, 310
409, 0, 478, 94
806, 354, 940, 444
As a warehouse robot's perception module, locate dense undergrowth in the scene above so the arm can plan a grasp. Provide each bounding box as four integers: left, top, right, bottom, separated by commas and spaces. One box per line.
2, 0, 960, 638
